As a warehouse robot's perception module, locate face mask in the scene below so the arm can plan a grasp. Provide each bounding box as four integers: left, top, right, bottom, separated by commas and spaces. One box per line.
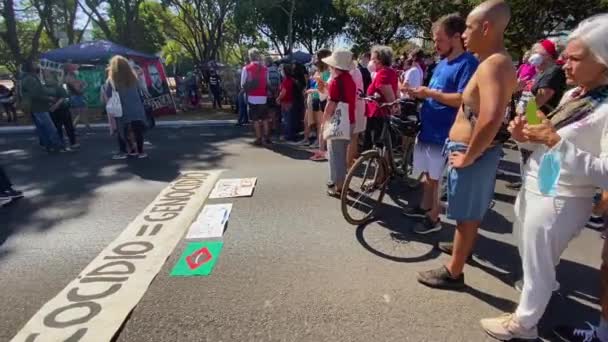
367, 61, 375, 73
528, 53, 544, 67
537, 149, 561, 196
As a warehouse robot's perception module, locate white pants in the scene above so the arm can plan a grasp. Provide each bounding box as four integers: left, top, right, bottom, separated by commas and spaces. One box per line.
514, 189, 593, 328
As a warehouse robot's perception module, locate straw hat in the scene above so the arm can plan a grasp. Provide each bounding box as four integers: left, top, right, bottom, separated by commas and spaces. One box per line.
322, 49, 354, 71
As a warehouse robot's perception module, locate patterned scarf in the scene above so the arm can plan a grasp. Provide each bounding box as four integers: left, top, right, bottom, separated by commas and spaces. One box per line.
548, 85, 608, 130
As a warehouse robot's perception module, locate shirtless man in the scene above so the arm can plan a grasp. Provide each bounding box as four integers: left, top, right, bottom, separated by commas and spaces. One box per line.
417, 0, 517, 290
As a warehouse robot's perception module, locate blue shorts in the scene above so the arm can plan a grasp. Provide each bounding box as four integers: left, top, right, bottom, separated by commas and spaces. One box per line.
445, 140, 503, 222
70, 95, 87, 108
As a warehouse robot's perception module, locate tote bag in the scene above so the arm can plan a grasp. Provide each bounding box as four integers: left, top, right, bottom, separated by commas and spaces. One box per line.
106, 81, 123, 118
322, 78, 350, 141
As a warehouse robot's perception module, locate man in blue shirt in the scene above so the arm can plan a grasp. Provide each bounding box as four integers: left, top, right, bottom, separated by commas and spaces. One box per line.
404, 13, 479, 234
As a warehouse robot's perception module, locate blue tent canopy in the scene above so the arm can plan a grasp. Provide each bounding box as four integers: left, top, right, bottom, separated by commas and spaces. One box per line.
41, 40, 157, 64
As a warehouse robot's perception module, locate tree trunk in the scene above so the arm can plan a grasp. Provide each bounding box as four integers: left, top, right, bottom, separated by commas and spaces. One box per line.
287, 0, 295, 54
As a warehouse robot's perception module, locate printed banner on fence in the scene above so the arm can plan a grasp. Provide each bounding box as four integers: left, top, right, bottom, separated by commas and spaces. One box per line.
10, 170, 222, 342
186, 203, 232, 240
132, 58, 176, 116
209, 178, 257, 199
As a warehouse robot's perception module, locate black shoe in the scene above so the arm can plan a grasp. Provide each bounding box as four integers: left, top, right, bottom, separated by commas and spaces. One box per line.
553, 322, 601, 342
1, 188, 23, 200
417, 266, 465, 290
402, 205, 429, 219
587, 214, 605, 229
437, 242, 473, 262
440, 193, 447, 203
413, 216, 442, 235
506, 181, 522, 190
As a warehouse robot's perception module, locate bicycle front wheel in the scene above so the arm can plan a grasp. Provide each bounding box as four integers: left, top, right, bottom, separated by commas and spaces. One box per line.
341, 150, 388, 225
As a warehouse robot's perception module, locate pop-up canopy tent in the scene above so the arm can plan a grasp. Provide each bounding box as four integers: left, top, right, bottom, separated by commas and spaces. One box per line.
41, 40, 157, 64
278, 50, 312, 65
41, 40, 175, 115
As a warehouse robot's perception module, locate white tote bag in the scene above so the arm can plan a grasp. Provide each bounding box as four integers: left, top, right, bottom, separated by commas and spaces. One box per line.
106, 81, 123, 118
323, 101, 351, 141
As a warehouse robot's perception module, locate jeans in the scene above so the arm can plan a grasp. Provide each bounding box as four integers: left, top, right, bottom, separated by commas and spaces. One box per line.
0, 165, 12, 191
238, 92, 248, 124
33, 112, 63, 149
281, 104, 296, 141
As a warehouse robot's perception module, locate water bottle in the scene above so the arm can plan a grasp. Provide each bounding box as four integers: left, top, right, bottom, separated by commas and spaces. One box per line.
525, 98, 542, 125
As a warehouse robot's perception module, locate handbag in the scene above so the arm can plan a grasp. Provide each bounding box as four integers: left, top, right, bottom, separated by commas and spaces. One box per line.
322, 77, 350, 141
106, 81, 123, 118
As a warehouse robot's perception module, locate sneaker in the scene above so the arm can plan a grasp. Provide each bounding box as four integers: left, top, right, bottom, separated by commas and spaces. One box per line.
2, 188, 23, 200
480, 313, 538, 340
413, 216, 442, 235
295, 138, 310, 146
417, 266, 465, 290
514, 279, 560, 293
310, 141, 320, 149
71, 143, 80, 148
436, 242, 473, 261
402, 205, 429, 219
553, 322, 601, 342
137, 153, 148, 159
507, 181, 522, 190
587, 214, 605, 229
0, 197, 12, 207
112, 153, 128, 160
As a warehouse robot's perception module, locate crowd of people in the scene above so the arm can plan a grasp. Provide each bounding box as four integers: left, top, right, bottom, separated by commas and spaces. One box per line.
234, 0, 608, 340
4, 0, 608, 340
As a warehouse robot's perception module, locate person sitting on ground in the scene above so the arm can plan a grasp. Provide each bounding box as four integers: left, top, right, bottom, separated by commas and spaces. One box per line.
480, 13, 608, 341
417, 0, 517, 290
322, 49, 357, 198
404, 13, 479, 235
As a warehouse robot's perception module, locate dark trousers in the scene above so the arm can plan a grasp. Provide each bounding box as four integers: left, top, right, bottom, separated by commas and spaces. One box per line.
364, 116, 385, 150
0, 165, 12, 191
238, 92, 249, 124
210, 85, 222, 108
118, 120, 145, 154
51, 108, 76, 146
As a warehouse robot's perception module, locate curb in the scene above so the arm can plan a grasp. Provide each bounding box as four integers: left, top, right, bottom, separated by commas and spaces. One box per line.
0, 120, 238, 134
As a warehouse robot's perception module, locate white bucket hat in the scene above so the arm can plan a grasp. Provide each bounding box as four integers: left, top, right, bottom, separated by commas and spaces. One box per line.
322, 49, 354, 71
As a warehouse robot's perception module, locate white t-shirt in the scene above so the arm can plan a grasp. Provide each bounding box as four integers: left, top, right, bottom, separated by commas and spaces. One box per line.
400, 65, 423, 98
350, 67, 366, 133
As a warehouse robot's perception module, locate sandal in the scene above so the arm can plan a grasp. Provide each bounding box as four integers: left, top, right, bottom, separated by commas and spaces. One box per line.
327, 188, 342, 198
310, 151, 327, 161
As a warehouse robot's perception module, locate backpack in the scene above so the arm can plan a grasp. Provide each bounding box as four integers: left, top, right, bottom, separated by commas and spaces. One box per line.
267, 67, 281, 96
243, 64, 262, 92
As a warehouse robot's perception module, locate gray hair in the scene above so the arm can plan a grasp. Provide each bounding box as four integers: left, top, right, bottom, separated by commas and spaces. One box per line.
371, 45, 393, 67
248, 48, 261, 62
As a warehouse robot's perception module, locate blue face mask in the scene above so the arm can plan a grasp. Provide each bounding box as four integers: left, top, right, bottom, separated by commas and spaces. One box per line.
538, 150, 561, 196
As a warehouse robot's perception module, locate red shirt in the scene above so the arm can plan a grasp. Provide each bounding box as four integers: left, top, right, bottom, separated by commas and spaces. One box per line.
366, 66, 398, 117
328, 71, 356, 123
280, 77, 294, 104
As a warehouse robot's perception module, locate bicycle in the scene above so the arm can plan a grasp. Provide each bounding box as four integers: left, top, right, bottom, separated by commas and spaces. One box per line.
341, 95, 420, 225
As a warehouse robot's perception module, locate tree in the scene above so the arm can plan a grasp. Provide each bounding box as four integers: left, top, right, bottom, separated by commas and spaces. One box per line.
161, 0, 236, 66
294, 0, 346, 54
34, 0, 89, 48
77, 0, 143, 47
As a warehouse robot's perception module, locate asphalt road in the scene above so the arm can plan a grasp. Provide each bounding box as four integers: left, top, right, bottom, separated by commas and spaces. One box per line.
0, 126, 603, 342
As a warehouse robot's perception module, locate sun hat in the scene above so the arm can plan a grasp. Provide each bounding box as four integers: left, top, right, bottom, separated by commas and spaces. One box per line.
322, 49, 354, 71
539, 39, 558, 59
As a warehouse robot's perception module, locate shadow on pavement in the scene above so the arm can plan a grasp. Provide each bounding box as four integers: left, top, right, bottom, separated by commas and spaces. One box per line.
0, 126, 242, 248
267, 142, 314, 161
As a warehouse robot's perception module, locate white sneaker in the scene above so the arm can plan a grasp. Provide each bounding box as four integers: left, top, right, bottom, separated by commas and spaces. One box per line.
480, 313, 538, 340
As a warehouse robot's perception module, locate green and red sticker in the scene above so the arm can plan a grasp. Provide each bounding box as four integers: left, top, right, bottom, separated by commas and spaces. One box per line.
170, 241, 223, 277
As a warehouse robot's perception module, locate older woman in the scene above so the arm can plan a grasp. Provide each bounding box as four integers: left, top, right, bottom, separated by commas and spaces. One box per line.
363, 45, 398, 150
480, 14, 608, 341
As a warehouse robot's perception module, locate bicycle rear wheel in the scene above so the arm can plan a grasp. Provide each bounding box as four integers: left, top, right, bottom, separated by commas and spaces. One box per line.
341, 150, 388, 225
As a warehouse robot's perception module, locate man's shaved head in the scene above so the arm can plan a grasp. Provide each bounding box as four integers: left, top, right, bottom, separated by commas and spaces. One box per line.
469, 0, 511, 34
462, 0, 510, 55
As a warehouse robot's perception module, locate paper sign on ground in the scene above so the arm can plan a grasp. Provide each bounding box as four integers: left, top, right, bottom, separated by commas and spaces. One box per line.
209, 177, 257, 199
170, 241, 224, 277
186, 203, 232, 239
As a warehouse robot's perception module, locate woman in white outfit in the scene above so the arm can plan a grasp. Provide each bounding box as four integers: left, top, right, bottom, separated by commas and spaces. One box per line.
480, 14, 608, 341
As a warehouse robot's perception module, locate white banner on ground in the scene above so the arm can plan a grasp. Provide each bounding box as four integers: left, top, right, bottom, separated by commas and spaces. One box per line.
11, 170, 222, 342
185, 203, 232, 240
209, 178, 257, 199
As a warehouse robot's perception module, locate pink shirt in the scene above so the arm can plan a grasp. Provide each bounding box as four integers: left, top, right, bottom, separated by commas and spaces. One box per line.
517, 63, 537, 82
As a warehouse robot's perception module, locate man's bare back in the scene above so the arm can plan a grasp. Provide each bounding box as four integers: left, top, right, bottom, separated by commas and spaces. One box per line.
449, 52, 517, 145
